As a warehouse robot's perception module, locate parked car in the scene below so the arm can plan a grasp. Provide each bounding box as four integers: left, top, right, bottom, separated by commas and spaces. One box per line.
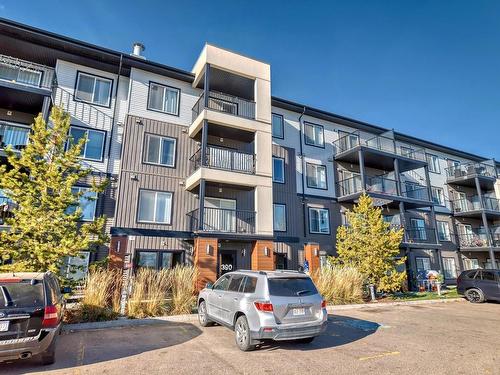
457, 269, 500, 303
197, 270, 328, 351
0, 272, 66, 365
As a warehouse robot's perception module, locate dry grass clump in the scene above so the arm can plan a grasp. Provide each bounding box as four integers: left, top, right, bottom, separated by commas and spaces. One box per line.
312, 265, 365, 305
168, 266, 199, 315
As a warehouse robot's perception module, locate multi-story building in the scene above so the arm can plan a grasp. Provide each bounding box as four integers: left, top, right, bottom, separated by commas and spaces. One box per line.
0, 18, 498, 288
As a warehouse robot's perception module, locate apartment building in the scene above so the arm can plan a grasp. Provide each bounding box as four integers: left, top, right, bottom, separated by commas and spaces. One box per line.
0, 18, 498, 288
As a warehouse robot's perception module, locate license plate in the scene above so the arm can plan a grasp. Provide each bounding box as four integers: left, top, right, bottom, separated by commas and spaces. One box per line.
292, 308, 305, 316
0, 321, 9, 332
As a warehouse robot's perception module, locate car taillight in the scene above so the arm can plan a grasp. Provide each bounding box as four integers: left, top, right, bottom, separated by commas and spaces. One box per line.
254, 301, 273, 312
321, 300, 327, 308
42, 305, 58, 328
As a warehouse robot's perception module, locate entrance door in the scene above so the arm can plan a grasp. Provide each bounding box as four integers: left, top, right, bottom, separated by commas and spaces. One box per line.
275, 253, 288, 270
204, 197, 236, 232
219, 250, 237, 277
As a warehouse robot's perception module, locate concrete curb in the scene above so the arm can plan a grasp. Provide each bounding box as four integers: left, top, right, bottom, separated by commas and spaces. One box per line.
63, 297, 465, 332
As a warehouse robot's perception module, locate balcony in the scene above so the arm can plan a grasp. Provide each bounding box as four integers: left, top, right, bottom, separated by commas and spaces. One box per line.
452, 196, 500, 218
0, 54, 55, 92
0, 122, 30, 152
190, 145, 255, 174
188, 207, 256, 234
403, 227, 438, 245
333, 131, 427, 172
192, 91, 256, 122
445, 162, 497, 188
458, 229, 500, 249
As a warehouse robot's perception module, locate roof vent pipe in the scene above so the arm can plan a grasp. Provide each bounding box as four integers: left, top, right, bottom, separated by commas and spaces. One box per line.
131, 42, 145, 59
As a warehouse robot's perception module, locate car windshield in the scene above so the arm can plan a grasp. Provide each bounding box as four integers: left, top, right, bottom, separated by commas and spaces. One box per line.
268, 277, 318, 297
0, 279, 45, 308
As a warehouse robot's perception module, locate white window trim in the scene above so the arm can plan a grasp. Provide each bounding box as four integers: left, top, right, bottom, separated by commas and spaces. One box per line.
137, 190, 173, 224
273, 203, 287, 232
308, 207, 330, 234
272, 157, 285, 183
426, 153, 441, 173
69, 126, 106, 161
148, 82, 180, 115
75, 72, 112, 107
144, 134, 176, 167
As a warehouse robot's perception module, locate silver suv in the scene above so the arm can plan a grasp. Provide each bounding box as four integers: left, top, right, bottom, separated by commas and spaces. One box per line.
197, 270, 327, 351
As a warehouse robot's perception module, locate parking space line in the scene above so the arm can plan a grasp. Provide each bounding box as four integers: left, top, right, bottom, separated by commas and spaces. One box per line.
358, 351, 400, 361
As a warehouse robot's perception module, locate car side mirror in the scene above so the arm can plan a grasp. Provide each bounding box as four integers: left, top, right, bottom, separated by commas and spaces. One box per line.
61, 286, 72, 294
206, 282, 213, 289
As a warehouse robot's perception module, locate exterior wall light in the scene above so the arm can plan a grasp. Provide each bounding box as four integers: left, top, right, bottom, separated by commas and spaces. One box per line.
314, 248, 319, 257
264, 246, 269, 256
206, 244, 212, 255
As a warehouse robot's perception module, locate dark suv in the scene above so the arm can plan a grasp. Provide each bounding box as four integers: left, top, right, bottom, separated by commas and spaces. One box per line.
0, 272, 66, 365
457, 269, 500, 303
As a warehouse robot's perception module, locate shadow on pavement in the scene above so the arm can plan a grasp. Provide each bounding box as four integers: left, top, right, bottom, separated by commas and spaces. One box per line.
0, 320, 202, 374
257, 314, 380, 351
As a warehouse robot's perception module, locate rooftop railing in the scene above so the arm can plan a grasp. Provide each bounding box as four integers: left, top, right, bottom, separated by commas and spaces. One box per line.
445, 162, 497, 180
0, 54, 55, 90
192, 91, 256, 121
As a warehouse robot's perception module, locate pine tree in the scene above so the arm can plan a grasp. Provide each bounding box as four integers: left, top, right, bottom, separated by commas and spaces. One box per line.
334, 194, 406, 292
0, 107, 108, 281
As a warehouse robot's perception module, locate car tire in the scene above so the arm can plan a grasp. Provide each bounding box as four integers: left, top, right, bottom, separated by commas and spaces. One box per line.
465, 288, 485, 303
235, 315, 255, 352
296, 337, 315, 344
198, 300, 214, 327
40, 338, 56, 366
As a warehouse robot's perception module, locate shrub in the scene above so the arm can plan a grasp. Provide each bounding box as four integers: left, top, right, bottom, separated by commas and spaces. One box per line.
168, 266, 199, 315
312, 264, 365, 305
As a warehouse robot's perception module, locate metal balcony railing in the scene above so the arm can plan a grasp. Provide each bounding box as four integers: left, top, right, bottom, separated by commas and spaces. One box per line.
400, 182, 430, 201
445, 162, 497, 180
404, 227, 437, 244
192, 91, 256, 121
0, 122, 30, 151
452, 196, 500, 214
333, 130, 426, 161
188, 207, 256, 234
189, 145, 255, 174
0, 54, 56, 90
457, 230, 500, 248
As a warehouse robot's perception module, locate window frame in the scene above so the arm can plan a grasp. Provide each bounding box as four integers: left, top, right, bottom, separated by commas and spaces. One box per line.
68, 125, 106, 162
272, 156, 285, 184
271, 113, 284, 139
426, 153, 441, 174
437, 220, 451, 241
304, 122, 325, 148
431, 186, 445, 206
70, 186, 98, 222
135, 250, 184, 270
74, 71, 113, 108
415, 256, 431, 272
306, 162, 328, 190
308, 207, 330, 235
147, 81, 181, 116
443, 257, 457, 279
136, 189, 174, 225
142, 133, 177, 168
273, 203, 287, 232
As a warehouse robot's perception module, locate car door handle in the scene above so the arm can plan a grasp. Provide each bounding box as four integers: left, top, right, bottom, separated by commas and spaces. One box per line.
233, 297, 238, 301
217, 294, 222, 298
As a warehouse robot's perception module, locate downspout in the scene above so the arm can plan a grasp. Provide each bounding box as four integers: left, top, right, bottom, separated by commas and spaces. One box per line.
107, 53, 123, 171
298, 106, 307, 238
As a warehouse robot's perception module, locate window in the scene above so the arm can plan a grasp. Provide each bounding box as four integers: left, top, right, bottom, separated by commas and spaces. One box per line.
443, 258, 457, 278
241, 276, 257, 293
481, 271, 496, 281
136, 251, 182, 270
144, 134, 176, 167
272, 157, 285, 183
431, 187, 445, 206
213, 275, 230, 291
75, 72, 112, 107
228, 274, 246, 292
304, 122, 324, 147
137, 190, 173, 224
416, 257, 431, 273
308, 207, 330, 234
271, 113, 284, 139
463, 258, 479, 270
148, 82, 180, 115
426, 153, 441, 173
267, 277, 318, 297
306, 163, 327, 189
273, 204, 286, 232
68, 187, 97, 221
68, 127, 105, 161
437, 221, 451, 241
410, 218, 427, 241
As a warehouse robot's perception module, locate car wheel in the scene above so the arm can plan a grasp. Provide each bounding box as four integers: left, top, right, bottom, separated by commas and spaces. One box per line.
198, 300, 213, 327
465, 288, 485, 303
235, 315, 255, 351
40, 338, 56, 365
296, 337, 315, 344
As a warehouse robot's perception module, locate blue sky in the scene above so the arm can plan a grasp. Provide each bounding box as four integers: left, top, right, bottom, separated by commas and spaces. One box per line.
2, 0, 499, 159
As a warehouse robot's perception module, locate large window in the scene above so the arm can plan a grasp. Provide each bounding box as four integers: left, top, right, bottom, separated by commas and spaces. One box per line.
416, 257, 431, 273
272, 157, 285, 183
426, 153, 441, 173
273, 204, 286, 232
75, 72, 112, 107
431, 186, 445, 206
68, 126, 105, 161
306, 163, 327, 189
308, 207, 330, 234
137, 190, 173, 224
443, 258, 457, 279
304, 122, 324, 147
144, 134, 176, 167
148, 82, 180, 115
437, 221, 451, 241
136, 251, 182, 270
68, 187, 97, 221
272, 113, 284, 139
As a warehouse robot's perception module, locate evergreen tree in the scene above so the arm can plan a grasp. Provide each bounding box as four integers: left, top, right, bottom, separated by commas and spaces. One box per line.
0, 107, 108, 281
334, 194, 406, 292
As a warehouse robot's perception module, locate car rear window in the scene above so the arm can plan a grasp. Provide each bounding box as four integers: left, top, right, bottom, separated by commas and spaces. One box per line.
465, 270, 478, 279
0, 280, 45, 308
481, 271, 496, 281
268, 277, 318, 297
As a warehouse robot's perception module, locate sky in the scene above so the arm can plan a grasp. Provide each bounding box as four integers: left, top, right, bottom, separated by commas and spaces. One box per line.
1, 0, 499, 159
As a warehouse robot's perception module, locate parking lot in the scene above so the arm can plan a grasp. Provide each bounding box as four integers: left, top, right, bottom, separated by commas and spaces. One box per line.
1, 301, 499, 375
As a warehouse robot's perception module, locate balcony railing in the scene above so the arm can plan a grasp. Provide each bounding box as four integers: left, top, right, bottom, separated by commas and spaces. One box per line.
0, 54, 55, 90
0, 122, 30, 151
192, 91, 256, 121
458, 229, 500, 248
188, 207, 256, 234
445, 162, 497, 180
190, 145, 255, 174
403, 227, 437, 244
400, 182, 430, 201
333, 131, 426, 161
452, 196, 500, 214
